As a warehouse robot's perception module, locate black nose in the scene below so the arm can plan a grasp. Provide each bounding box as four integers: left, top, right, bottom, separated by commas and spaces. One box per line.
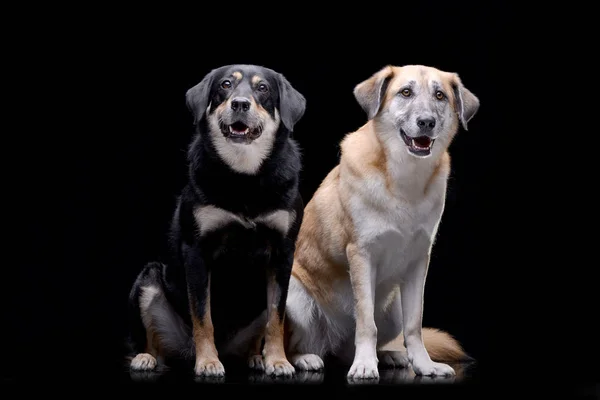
231, 98, 251, 112
416, 117, 436, 131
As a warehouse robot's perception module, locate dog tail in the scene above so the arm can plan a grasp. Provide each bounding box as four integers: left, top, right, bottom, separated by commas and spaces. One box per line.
421, 327, 472, 362
382, 327, 473, 363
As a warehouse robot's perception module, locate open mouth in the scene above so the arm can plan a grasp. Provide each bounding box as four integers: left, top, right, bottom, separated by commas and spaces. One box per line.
220, 121, 262, 143
400, 129, 435, 157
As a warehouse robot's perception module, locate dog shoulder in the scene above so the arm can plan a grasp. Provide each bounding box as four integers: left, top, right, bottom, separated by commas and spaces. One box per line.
339, 125, 385, 181
338, 125, 394, 215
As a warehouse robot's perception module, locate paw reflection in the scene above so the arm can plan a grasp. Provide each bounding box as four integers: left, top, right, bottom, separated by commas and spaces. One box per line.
294, 371, 325, 384
129, 369, 164, 382
350, 362, 470, 385
346, 376, 380, 385
248, 370, 324, 384
413, 373, 457, 384
193, 374, 226, 384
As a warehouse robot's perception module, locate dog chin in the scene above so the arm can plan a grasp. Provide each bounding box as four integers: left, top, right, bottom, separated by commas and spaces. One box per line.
219, 121, 263, 145
399, 129, 436, 158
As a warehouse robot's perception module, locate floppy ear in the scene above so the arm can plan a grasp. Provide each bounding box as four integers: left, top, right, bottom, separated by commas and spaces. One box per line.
277, 74, 306, 132
185, 68, 219, 125
452, 75, 480, 131
353, 66, 394, 120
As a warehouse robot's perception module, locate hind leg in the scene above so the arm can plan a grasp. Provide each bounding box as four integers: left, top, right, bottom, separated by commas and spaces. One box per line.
285, 276, 328, 372
247, 333, 265, 371
127, 262, 167, 371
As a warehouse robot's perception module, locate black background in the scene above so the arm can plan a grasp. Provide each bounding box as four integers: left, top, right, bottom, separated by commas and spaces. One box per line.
4, 2, 596, 396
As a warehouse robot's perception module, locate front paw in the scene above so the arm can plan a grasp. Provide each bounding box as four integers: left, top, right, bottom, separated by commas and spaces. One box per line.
347, 358, 379, 380
291, 353, 324, 371
411, 360, 455, 376
264, 357, 295, 377
130, 353, 157, 371
248, 354, 265, 371
195, 358, 225, 377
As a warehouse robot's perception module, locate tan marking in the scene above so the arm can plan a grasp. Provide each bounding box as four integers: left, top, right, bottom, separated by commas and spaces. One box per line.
262, 274, 288, 363
190, 275, 220, 364
232, 71, 242, 80
255, 102, 271, 119
214, 100, 228, 117
252, 75, 261, 85
247, 95, 270, 121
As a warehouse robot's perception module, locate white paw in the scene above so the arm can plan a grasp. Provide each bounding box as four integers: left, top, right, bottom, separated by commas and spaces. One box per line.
378, 350, 410, 368
264, 358, 295, 377
195, 358, 225, 377
248, 354, 265, 371
130, 353, 157, 371
290, 354, 324, 371
347, 358, 379, 380
412, 360, 455, 376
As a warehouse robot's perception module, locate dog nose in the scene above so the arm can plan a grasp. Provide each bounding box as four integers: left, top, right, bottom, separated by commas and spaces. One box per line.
231, 98, 251, 112
416, 117, 436, 131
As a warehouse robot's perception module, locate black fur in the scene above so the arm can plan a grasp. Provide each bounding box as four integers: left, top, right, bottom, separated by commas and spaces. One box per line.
125, 65, 306, 369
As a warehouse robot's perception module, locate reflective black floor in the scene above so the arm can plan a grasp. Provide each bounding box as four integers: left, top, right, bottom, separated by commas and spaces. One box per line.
2, 359, 597, 398
126, 361, 477, 385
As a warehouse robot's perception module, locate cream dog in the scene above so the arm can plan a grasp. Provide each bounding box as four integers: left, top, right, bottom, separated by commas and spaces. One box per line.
284, 65, 480, 380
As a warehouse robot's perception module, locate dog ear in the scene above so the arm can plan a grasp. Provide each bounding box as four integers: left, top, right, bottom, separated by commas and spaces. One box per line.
451, 74, 480, 131
277, 73, 306, 132
353, 66, 394, 120
186, 68, 220, 125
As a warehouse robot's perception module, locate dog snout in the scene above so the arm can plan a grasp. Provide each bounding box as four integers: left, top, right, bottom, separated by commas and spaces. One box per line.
416, 117, 436, 133
231, 97, 251, 112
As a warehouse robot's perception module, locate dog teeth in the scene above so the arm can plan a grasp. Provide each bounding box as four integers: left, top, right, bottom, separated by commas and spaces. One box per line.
411, 139, 430, 150
229, 126, 249, 135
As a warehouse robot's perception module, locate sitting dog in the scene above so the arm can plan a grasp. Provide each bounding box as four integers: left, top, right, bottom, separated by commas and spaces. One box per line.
126, 64, 306, 377
284, 65, 480, 380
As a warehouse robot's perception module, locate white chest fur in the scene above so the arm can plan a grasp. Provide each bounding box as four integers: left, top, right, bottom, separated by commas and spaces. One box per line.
193, 205, 296, 237
344, 163, 447, 284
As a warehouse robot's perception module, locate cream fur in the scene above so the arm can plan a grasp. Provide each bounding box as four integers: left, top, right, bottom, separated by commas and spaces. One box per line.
285, 65, 479, 380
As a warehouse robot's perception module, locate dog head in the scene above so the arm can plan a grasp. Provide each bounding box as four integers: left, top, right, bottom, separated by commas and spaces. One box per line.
354, 65, 479, 159
185, 65, 305, 174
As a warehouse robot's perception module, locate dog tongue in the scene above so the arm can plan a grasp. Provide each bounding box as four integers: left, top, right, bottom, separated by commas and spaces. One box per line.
414, 137, 431, 147
230, 122, 248, 134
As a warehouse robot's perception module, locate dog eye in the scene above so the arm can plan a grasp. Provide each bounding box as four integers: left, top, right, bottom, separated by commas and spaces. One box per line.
221, 80, 232, 89
257, 83, 268, 92
400, 88, 412, 97
435, 90, 445, 100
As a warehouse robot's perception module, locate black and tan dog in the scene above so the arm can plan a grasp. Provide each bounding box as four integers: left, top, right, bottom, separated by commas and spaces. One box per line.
126, 64, 306, 377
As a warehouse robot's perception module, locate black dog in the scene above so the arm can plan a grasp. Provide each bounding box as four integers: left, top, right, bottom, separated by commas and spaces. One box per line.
126, 64, 306, 378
